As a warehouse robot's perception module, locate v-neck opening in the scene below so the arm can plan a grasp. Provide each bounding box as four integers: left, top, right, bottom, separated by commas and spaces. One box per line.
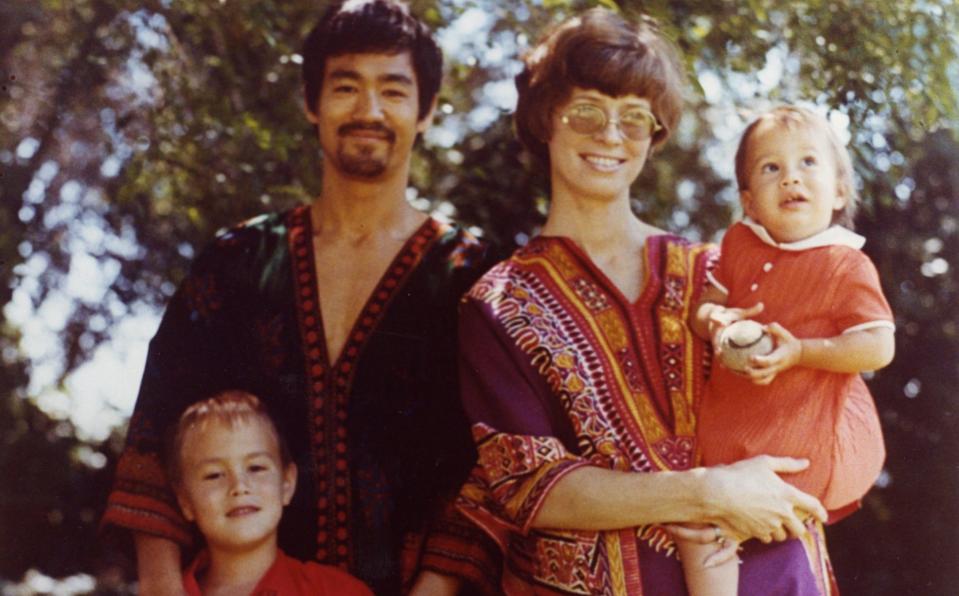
285, 204, 444, 567
542, 234, 662, 310
532, 234, 676, 431
309, 212, 441, 372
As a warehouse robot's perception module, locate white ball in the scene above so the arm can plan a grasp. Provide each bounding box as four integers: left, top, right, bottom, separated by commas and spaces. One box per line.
719, 320, 774, 372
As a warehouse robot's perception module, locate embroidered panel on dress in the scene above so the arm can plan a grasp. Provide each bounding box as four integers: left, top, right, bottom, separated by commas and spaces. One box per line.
287, 205, 443, 568
504, 525, 648, 595
524, 238, 699, 471
470, 422, 586, 529
470, 263, 646, 474
655, 239, 713, 463
509, 529, 602, 594
549, 237, 698, 457
467, 237, 714, 590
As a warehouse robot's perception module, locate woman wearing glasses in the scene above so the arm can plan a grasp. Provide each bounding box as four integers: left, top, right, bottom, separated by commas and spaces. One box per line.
456, 9, 835, 595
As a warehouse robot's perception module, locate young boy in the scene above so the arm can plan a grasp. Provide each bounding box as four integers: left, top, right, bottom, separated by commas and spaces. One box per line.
168, 390, 371, 595
677, 106, 895, 595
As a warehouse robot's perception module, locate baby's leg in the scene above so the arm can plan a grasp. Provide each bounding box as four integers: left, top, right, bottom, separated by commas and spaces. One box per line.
673, 525, 739, 596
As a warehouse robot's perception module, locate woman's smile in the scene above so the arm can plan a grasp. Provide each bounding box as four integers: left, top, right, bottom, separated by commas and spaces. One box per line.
581, 153, 626, 172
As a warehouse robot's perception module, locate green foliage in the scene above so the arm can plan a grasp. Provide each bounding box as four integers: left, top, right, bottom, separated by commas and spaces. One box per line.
1, 0, 957, 592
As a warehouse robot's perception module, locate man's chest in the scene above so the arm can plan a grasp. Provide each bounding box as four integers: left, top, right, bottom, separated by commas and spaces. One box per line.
312, 240, 406, 363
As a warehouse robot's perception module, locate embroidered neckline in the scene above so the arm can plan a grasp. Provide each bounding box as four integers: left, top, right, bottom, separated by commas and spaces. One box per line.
286, 204, 444, 567
513, 235, 704, 468
538, 235, 663, 309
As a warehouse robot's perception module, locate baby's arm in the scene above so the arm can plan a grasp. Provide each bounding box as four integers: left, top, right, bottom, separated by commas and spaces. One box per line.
690, 286, 728, 340
746, 325, 895, 385
690, 285, 764, 345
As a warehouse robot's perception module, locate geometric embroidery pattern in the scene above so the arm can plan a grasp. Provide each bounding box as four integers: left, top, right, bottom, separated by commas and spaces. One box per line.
288, 205, 443, 568
462, 235, 716, 594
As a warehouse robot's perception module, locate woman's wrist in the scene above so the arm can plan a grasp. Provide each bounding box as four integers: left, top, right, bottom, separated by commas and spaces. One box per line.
685, 465, 736, 523
662, 466, 716, 524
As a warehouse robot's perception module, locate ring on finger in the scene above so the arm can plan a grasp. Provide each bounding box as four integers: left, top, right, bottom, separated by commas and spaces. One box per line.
713, 526, 724, 543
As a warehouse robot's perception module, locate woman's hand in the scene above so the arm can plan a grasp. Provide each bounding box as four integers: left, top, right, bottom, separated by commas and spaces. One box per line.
701, 455, 826, 543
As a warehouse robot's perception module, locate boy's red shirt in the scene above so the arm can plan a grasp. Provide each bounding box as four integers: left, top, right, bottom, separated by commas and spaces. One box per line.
182, 549, 372, 596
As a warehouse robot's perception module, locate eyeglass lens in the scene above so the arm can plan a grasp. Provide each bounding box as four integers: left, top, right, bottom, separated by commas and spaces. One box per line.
564, 104, 658, 141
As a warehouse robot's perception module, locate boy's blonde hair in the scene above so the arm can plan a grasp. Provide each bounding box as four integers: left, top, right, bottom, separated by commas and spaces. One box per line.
734, 105, 858, 229
167, 390, 291, 486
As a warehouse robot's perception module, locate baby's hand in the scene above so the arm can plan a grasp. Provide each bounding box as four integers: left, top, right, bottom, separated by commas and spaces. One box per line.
743, 322, 801, 385
708, 302, 764, 347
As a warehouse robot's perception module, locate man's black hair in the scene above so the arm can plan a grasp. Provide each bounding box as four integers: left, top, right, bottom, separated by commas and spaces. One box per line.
302, 0, 442, 120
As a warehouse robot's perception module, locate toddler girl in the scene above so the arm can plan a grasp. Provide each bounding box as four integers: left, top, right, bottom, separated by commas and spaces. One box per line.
679, 106, 895, 596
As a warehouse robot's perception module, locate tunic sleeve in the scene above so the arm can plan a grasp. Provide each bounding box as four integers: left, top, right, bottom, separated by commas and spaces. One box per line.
411, 501, 503, 595
455, 296, 590, 540
830, 251, 895, 334
100, 240, 243, 546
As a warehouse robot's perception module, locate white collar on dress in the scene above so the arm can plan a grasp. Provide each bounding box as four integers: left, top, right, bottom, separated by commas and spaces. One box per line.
740, 217, 866, 251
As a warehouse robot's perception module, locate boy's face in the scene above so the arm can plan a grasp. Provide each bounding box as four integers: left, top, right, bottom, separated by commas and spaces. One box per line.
740, 119, 846, 243
175, 417, 296, 554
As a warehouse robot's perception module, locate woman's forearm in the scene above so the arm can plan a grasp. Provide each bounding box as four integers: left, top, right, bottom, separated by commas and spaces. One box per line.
531, 456, 826, 542
531, 465, 709, 530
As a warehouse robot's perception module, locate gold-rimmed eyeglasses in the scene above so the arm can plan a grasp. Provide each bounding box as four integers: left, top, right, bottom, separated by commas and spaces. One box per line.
561, 103, 662, 142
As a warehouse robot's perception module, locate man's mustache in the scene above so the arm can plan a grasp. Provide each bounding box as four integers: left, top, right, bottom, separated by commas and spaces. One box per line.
338, 122, 396, 142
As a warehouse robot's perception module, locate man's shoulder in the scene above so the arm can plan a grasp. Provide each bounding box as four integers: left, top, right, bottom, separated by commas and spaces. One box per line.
415, 218, 505, 298
190, 208, 304, 265
211, 209, 295, 249
183, 208, 302, 283
428, 218, 494, 267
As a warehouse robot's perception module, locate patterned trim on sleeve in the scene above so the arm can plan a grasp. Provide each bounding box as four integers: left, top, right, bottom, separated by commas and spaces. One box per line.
465, 422, 590, 536
405, 501, 504, 596
100, 448, 192, 546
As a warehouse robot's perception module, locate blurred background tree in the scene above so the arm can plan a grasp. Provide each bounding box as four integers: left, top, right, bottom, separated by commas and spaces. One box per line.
1, 0, 956, 593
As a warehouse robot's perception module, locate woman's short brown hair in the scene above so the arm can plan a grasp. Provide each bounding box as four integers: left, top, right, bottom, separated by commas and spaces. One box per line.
514, 8, 686, 165
734, 105, 859, 228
